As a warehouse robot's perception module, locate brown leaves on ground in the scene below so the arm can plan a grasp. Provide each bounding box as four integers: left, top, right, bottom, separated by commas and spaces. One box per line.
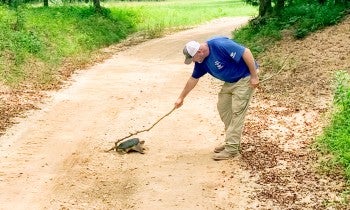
0, 33, 148, 136
235, 16, 350, 209
0, 88, 42, 135
0, 15, 349, 209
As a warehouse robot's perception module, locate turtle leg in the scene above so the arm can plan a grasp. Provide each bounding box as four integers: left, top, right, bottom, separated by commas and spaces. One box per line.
117, 148, 127, 154
132, 144, 144, 154
124, 148, 132, 153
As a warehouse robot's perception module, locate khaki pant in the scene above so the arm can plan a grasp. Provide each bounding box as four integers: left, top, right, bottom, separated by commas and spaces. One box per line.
217, 76, 254, 153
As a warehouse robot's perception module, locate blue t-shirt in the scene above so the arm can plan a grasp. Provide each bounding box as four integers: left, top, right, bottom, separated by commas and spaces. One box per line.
192, 37, 257, 83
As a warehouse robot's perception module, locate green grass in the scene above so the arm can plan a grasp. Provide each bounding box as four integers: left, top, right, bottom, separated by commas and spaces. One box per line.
233, 2, 349, 54
106, 0, 257, 37
0, 5, 137, 88
0, 0, 257, 88
278, 3, 347, 39
317, 70, 350, 181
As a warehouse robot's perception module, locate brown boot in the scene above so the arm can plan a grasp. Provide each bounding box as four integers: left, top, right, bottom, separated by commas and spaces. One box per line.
212, 150, 238, 161
213, 145, 225, 153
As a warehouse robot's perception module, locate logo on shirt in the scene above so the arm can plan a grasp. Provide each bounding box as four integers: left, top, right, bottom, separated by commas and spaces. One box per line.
230, 52, 236, 59
214, 61, 224, 70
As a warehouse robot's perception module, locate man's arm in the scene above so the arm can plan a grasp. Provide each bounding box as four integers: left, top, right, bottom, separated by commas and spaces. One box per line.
242, 48, 259, 88
174, 76, 199, 108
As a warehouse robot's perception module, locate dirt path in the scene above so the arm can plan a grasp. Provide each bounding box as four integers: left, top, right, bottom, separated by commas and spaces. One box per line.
0, 17, 260, 209
0, 15, 349, 210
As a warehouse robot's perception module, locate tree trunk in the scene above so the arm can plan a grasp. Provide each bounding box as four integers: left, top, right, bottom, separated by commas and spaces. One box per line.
274, 0, 285, 15
275, 0, 285, 10
93, 0, 102, 12
44, 0, 48, 7
259, 0, 272, 17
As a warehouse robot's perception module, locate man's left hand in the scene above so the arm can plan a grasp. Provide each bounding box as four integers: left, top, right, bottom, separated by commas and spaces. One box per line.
250, 76, 259, 88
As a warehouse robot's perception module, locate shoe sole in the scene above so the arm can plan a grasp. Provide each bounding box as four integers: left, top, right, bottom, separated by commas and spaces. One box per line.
212, 157, 230, 161
212, 153, 239, 161
214, 147, 225, 153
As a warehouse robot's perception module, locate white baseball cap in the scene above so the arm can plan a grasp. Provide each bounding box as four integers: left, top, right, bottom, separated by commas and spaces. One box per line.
183, 41, 200, 64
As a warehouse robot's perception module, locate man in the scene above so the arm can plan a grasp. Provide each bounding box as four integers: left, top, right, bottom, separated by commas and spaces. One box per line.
174, 36, 259, 161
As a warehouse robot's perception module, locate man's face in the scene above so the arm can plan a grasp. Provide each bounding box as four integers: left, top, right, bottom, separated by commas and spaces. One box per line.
192, 49, 205, 63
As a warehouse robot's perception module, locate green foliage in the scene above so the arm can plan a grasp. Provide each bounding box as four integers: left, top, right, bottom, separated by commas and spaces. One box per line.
233, 1, 349, 54
0, 6, 43, 84
317, 71, 350, 180
282, 3, 347, 38
0, 5, 137, 87
334, 71, 350, 108
107, 0, 257, 39
26, 6, 136, 53
0, 0, 257, 88
243, 0, 259, 6
233, 18, 282, 54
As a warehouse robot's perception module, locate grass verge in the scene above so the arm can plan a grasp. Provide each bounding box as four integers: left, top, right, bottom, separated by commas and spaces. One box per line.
317, 70, 350, 182
106, 0, 257, 38
0, 0, 257, 89
0, 5, 137, 89
233, 2, 349, 54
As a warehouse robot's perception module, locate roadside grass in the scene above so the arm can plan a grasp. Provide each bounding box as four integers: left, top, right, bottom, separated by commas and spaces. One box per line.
316, 70, 350, 182
106, 0, 257, 38
0, 0, 257, 89
0, 5, 137, 88
233, 2, 349, 54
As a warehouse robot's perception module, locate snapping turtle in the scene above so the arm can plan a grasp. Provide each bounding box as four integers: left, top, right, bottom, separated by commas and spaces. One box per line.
115, 138, 145, 154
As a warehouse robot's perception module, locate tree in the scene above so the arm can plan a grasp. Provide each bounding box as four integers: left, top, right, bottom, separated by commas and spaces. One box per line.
44, 0, 48, 7
275, 0, 285, 11
93, 0, 102, 12
258, 0, 287, 17
259, 0, 272, 17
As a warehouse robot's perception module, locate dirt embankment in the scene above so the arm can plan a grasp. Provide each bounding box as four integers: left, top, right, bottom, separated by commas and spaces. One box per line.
242, 15, 350, 209
0, 16, 349, 209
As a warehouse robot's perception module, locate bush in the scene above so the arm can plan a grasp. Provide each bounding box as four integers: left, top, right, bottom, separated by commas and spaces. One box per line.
281, 3, 347, 38
233, 1, 349, 54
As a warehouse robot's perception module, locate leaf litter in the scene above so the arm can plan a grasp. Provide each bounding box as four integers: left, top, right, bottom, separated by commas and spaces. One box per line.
235, 16, 350, 209
0, 16, 349, 209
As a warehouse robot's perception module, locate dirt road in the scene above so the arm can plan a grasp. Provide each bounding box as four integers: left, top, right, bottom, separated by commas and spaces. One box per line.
0, 17, 259, 209
1, 15, 349, 210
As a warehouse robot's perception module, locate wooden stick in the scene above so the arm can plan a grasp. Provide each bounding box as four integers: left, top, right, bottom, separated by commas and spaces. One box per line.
260, 54, 290, 83
106, 55, 289, 152
105, 107, 176, 152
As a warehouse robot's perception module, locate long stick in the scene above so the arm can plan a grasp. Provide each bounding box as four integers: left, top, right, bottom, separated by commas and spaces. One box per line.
260, 53, 290, 83
105, 107, 176, 152
106, 55, 289, 152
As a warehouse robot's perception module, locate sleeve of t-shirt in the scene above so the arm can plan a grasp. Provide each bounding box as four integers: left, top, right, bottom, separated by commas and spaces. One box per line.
220, 40, 245, 63
191, 63, 207, 79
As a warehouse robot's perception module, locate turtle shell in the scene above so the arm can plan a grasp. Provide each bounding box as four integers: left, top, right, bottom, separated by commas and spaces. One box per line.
117, 138, 140, 150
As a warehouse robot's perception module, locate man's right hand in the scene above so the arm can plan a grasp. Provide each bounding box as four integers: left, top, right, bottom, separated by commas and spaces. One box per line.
174, 76, 199, 109
174, 98, 184, 109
